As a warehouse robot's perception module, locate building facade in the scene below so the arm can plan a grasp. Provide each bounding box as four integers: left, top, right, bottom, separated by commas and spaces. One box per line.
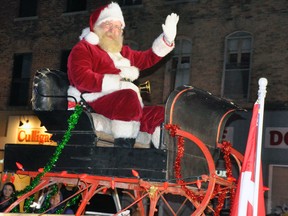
0, 0, 287, 213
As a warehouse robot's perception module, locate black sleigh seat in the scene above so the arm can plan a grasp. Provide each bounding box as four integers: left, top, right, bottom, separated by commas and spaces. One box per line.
31, 68, 149, 148
31, 68, 98, 146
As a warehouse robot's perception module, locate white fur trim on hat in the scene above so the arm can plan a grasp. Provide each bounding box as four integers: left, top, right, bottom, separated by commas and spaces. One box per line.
152, 33, 175, 57
111, 120, 140, 138
119, 66, 139, 81
95, 2, 125, 29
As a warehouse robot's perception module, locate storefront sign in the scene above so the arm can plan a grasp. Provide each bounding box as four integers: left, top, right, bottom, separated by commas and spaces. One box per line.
265, 127, 288, 148
17, 129, 53, 144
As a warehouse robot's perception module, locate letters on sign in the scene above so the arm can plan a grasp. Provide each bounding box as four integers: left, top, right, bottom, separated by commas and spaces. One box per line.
17, 129, 53, 144
265, 127, 288, 148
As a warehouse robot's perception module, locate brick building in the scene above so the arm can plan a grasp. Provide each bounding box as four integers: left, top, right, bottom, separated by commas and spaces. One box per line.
0, 0, 287, 214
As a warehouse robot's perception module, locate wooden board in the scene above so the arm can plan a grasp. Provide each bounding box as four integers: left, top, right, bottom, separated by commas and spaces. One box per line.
4, 144, 167, 181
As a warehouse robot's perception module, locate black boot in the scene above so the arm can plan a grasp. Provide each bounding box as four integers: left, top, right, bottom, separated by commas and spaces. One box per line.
114, 138, 136, 148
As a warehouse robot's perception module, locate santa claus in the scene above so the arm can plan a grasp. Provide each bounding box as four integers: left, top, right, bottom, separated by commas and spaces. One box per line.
67, 2, 179, 148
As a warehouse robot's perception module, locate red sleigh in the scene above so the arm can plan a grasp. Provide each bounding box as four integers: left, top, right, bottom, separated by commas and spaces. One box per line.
3, 68, 244, 215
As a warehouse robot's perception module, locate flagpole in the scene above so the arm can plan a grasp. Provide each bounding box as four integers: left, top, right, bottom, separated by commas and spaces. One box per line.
253, 77, 268, 216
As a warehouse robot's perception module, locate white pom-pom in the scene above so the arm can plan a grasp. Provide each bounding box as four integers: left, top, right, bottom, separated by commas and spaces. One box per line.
79, 27, 90, 40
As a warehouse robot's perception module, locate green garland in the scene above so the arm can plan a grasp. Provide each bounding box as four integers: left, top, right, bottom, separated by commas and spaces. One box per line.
23, 197, 35, 213
38, 184, 80, 214
34, 184, 58, 213
12, 105, 83, 213
54, 194, 81, 214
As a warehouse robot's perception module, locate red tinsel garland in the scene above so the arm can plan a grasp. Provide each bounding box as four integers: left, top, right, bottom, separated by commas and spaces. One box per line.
165, 124, 238, 215
214, 187, 227, 216
220, 141, 236, 215
165, 124, 200, 201
229, 187, 236, 215
221, 141, 233, 177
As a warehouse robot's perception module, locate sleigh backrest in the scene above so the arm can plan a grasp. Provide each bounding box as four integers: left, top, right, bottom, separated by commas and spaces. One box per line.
31, 68, 70, 111
164, 85, 242, 180
31, 68, 97, 145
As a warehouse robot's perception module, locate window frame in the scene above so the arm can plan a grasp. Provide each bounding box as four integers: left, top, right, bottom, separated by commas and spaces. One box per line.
118, 0, 142, 6
124, 40, 139, 50
170, 37, 192, 90
18, 0, 38, 18
65, 0, 87, 13
9, 53, 33, 107
164, 0, 199, 4
60, 50, 71, 73
163, 37, 192, 102
221, 31, 253, 101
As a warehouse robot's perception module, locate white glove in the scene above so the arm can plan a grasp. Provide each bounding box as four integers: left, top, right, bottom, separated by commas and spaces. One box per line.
162, 13, 179, 45
119, 66, 139, 82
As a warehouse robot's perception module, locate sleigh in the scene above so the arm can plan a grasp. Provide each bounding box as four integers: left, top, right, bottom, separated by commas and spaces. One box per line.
3, 68, 245, 215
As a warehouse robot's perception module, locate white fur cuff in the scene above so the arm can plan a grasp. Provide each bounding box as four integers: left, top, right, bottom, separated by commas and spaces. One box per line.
91, 113, 112, 134
102, 74, 121, 92
152, 33, 175, 57
67, 85, 106, 103
119, 66, 139, 81
136, 132, 151, 145
151, 126, 161, 149
111, 120, 140, 138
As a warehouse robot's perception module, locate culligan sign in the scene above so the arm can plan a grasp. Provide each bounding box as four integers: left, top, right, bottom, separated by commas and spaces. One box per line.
17, 129, 53, 144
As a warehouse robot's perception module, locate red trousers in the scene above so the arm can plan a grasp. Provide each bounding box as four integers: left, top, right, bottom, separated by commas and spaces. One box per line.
89, 89, 164, 134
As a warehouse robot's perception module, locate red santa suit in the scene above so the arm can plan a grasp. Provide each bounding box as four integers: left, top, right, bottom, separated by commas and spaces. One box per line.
67, 2, 175, 148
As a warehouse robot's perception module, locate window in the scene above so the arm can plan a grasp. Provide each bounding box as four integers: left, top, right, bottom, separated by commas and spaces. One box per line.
124, 40, 139, 50
222, 31, 253, 100
19, 0, 37, 17
163, 38, 192, 102
118, 0, 142, 6
9, 53, 32, 106
66, 0, 86, 13
60, 50, 71, 73
165, 0, 199, 3
169, 38, 192, 89
268, 165, 288, 215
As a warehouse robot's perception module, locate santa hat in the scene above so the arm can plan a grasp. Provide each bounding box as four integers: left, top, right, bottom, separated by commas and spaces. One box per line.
80, 2, 125, 45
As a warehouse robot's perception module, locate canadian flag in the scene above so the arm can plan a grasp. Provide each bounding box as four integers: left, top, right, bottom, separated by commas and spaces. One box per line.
231, 102, 266, 216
